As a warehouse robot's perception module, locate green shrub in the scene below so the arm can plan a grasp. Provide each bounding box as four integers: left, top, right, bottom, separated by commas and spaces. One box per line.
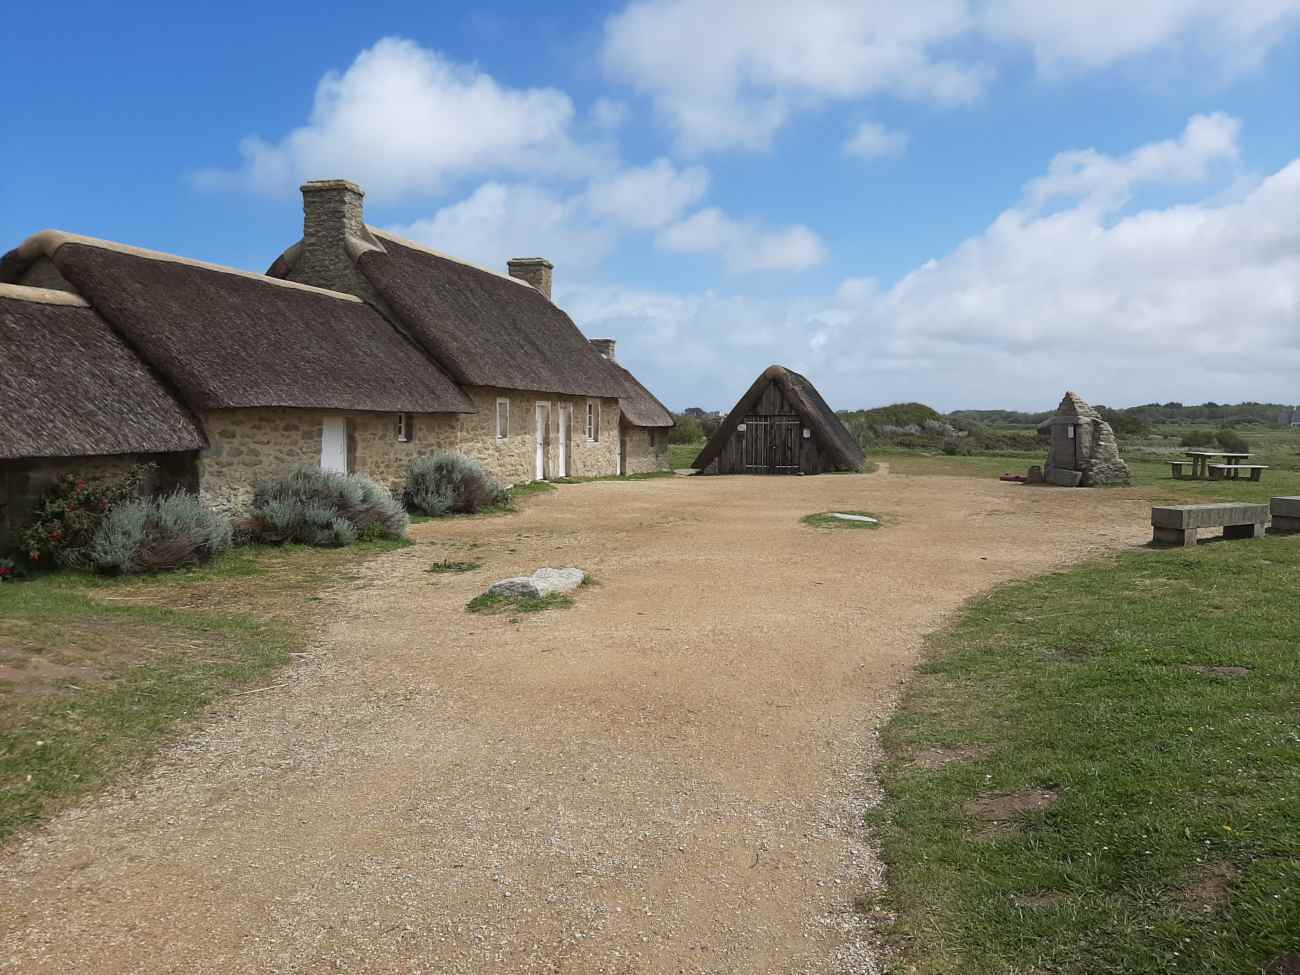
247, 468, 407, 546
1180, 429, 1218, 448
91, 491, 233, 574
1215, 428, 1250, 453
668, 415, 705, 444
403, 453, 506, 517
20, 465, 152, 569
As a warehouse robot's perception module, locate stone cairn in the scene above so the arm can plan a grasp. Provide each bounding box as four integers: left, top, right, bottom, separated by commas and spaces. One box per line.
1028, 392, 1130, 487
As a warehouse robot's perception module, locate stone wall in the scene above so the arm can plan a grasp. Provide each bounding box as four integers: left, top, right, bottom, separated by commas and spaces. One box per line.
1, 452, 196, 555
453, 386, 620, 484
195, 395, 623, 512
197, 409, 323, 511
621, 423, 669, 474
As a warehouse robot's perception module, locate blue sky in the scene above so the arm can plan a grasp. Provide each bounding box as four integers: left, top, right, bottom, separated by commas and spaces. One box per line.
6, 1, 1300, 412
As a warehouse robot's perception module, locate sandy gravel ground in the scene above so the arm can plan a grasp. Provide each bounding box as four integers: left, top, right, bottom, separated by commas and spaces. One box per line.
0, 469, 1149, 974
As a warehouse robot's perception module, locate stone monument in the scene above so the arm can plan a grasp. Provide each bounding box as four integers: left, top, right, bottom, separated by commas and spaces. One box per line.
1035, 392, 1130, 487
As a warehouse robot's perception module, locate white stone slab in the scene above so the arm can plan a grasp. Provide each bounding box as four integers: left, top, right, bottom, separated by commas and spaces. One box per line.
828, 512, 878, 524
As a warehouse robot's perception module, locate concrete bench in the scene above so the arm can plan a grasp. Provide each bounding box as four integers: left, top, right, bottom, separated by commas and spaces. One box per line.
1169, 461, 1191, 479
1151, 503, 1269, 547
1207, 463, 1269, 482
1271, 496, 1300, 533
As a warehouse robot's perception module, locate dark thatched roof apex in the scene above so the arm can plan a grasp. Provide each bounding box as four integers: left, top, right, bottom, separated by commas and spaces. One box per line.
268, 229, 625, 398
692, 365, 865, 471
608, 361, 674, 428
0, 283, 206, 459
0, 231, 474, 416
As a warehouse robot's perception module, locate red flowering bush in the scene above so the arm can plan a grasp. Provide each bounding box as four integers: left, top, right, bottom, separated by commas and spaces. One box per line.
20, 465, 152, 569
0, 558, 23, 582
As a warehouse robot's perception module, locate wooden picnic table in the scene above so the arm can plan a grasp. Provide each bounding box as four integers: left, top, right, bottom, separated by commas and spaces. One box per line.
1184, 450, 1250, 480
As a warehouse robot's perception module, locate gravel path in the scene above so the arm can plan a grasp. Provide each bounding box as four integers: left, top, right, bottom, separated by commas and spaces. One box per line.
0, 469, 1149, 973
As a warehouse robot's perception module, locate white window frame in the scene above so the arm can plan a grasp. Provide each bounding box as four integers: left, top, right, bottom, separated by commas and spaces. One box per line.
586, 400, 600, 442
496, 397, 510, 440
396, 413, 413, 443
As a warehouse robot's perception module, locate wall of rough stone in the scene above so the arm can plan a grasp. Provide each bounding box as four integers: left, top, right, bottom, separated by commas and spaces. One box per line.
1, 452, 196, 555
453, 386, 620, 484
197, 409, 323, 512
621, 423, 669, 474
195, 395, 623, 512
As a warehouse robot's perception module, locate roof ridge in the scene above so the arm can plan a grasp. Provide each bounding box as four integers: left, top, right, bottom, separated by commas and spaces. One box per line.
0, 282, 89, 307
13, 230, 365, 303
368, 228, 538, 291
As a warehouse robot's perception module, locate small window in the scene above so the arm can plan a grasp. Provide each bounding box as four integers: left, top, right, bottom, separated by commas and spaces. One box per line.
396, 413, 413, 442
649, 429, 657, 448
586, 400, 600, 442
496, 398, 510, 440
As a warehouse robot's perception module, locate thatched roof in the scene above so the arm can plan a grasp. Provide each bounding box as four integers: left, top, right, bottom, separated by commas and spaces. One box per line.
0, 284, 206, 459
692, 365, 865, 471
0, 231, 474, 415
608, 362, 674, 428
268, 229, 624, 398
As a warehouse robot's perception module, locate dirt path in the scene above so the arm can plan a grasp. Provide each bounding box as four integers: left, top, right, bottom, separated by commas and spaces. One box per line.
0, 471, 1150, 974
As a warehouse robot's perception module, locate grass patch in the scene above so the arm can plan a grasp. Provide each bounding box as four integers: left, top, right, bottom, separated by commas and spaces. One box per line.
875, 535, 1300, 974
668, 441, 706, 469
552, 470, 676, 484
509, 480, 558, 499
465, 591, 574, 614
427, 559, 481, 574
0, 541, 403, 842
802, 510, 882, 529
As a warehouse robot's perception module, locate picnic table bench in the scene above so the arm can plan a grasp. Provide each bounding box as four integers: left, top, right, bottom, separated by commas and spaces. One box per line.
1151, 503, 1269, 547
1207, 463, 1269, 482
1183, 450, 1251, 480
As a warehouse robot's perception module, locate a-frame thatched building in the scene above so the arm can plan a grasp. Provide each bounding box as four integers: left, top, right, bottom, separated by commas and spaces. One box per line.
692, 365, 864, 475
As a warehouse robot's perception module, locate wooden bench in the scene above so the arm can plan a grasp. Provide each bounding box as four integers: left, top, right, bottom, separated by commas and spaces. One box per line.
1151, 503, 1269, 547
1169, 461, 1191, 479
1207, 464, 1269, 482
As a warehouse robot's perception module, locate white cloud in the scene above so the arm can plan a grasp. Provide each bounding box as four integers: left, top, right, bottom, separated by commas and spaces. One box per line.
980, 0, 1300, 75
844, 122, 910, 160
601, 0, 1300, 153
568, 117, 1300, 413
603, 0, 984, 152
590, 96, 629, 131
585, 158, 710, 229
390, 183, 616, 272
196, 37, 604, 198
1027, 112, 1240, 210
657, 207, 828, 272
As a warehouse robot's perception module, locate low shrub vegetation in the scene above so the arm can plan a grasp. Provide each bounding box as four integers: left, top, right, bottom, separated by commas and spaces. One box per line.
427, 559, 481, 574
245, 467, 407, 546
20, 465, 152, 569
91, 491, 232, 574
404, 452, 507, 517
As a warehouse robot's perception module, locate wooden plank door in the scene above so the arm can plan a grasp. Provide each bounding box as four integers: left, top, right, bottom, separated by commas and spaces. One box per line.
772, 417, 801, 473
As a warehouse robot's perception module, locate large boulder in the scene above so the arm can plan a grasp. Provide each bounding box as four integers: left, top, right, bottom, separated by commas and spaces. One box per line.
486, 567, 586, 600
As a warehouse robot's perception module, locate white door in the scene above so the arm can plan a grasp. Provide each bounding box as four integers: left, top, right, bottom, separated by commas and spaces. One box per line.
535, 403, 550, 480
558, 405, 570, 478
321, 416, 348, 473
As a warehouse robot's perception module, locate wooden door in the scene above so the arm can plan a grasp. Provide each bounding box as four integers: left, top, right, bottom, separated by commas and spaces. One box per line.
558, 404, 570, 478
743, 415, 803, 474
771, 417, 801, 473
534, 403, 551, 480
321, 416, 348, 473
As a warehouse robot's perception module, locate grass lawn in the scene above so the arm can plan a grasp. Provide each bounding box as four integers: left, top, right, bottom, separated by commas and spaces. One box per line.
669, 441, 705, 469
874, 535, 1300, 974
0, 540, 405, 842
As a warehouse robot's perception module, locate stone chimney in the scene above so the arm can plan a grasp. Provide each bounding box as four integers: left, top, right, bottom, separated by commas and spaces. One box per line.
507, 257, 553, 299
292, 180, 372, 295
590, 338, 616, 361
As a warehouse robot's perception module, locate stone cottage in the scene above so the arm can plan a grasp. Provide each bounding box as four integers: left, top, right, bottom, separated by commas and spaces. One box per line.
0, 282, 207, 550
0, 231, 474, 512
1035, 391, 1130, 486
0, 183, 673, 533
266, 181, 631, 484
